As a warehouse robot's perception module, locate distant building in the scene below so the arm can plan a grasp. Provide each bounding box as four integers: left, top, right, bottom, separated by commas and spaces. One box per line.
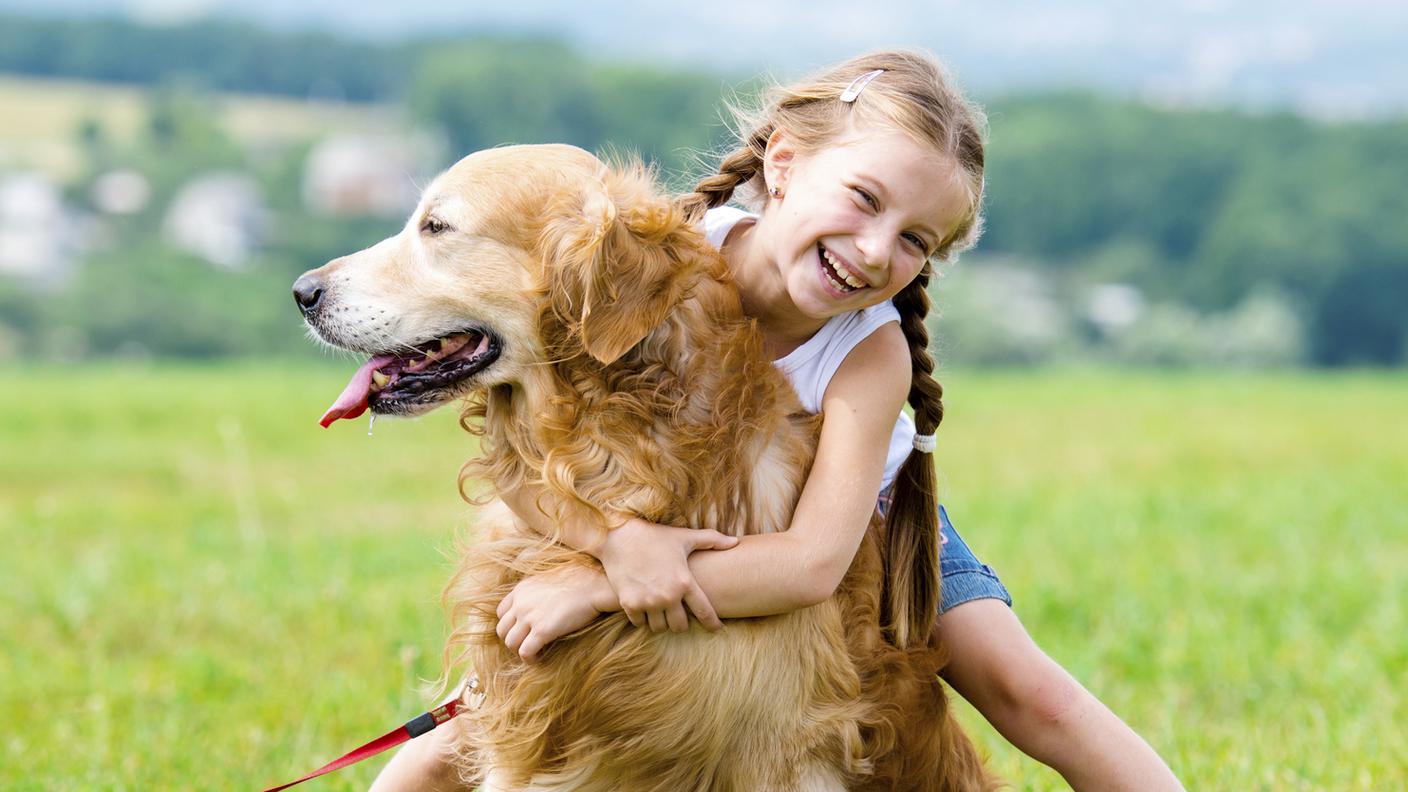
1086, 283, 1146, 334
163, 171, 266, 270
91, 169, 152, 216
302, 134, 426, 218
0, 171, 82, 287
967, 260, 1065, 343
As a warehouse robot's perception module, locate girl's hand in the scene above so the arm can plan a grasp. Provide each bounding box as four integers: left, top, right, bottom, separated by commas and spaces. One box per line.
496, 564, 617, 663
597, 517, 738, 633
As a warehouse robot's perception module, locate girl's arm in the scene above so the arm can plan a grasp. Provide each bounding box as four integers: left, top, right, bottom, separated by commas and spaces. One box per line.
680, 322, 911, 615
499, 323, 909, 660
554, 323, 908, 614
501, 474, 739, 631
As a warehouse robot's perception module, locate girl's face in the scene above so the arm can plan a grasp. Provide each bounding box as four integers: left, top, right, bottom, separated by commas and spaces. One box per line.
758, 123, 971, 321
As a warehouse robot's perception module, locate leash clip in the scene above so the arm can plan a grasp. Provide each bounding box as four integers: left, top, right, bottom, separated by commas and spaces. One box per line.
463, 674, 487, 711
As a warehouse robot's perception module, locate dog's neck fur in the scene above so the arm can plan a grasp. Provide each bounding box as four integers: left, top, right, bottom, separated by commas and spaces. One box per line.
466, 263, 816, 540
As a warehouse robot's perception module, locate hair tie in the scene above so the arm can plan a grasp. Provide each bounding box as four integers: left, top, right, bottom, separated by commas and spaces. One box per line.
840, 69, 885, 103
912, 432, 936, 454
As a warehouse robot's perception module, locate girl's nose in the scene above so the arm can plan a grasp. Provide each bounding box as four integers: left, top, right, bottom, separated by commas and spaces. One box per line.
855, 233, 894, 269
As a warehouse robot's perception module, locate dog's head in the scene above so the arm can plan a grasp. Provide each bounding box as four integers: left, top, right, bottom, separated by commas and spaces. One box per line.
295, 144, 706, 427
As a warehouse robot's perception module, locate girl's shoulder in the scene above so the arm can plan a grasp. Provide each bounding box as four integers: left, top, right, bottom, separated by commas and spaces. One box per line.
701, 206, 756, 250
775, 302, 902, 414
826, 302, 903, 344
855, 301, 901, 326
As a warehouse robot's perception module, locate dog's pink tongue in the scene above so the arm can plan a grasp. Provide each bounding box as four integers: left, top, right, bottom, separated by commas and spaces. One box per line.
320, 354, 397, 428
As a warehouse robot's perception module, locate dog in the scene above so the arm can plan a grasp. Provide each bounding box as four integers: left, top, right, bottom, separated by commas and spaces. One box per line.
294, 144, 995, 791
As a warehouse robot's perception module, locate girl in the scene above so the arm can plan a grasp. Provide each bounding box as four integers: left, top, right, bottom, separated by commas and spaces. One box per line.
377, 50, 1182, 791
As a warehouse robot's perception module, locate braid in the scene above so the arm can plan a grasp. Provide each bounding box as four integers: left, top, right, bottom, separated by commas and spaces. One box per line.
893, 263, 944, 432
677, 126, 772, 224
881, 262, 945, 648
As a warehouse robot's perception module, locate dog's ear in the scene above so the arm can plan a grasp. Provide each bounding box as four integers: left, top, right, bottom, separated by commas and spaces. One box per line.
543, 168, 695, 364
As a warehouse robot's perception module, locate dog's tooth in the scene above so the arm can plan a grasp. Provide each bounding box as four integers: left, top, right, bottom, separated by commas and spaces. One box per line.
439, 334, 470, 357
371, 371, 390, 389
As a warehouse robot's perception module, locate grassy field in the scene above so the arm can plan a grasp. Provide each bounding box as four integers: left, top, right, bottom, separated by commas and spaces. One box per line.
2, 364, 1405, 790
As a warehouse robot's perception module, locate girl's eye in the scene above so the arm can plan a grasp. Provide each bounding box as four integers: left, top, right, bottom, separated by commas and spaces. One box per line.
852, 187, 878, 210
903, 233, 927, 251
422, 217, 448, 235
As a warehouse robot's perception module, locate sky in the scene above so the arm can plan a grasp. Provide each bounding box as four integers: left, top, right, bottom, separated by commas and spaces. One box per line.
3, 0, 1404, 117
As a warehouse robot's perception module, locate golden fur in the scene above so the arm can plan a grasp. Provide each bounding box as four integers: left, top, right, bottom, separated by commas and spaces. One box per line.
299, 144, 996, 791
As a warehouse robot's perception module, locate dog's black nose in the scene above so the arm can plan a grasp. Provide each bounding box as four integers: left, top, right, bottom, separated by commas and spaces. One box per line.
292, 273, 326, 315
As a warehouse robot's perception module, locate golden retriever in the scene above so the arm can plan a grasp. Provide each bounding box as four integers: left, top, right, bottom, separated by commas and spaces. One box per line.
294, 144, 995, 792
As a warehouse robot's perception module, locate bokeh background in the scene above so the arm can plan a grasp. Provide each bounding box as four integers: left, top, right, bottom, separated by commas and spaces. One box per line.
1, 2, 1404, 789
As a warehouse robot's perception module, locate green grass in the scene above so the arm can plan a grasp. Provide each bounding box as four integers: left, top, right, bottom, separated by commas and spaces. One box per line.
2, 364, 1404, 789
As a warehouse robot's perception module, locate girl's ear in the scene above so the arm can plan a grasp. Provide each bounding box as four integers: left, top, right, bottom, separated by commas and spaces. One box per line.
763, 127, 797, 196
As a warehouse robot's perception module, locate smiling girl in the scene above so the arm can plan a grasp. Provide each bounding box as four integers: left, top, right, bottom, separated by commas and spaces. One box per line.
376, 49, 1181, 791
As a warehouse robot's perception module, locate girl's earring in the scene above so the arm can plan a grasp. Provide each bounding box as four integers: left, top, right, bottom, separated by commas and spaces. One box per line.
770, 185, 784, 199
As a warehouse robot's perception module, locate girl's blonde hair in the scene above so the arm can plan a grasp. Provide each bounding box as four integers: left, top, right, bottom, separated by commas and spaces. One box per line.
678, 49, 987, 648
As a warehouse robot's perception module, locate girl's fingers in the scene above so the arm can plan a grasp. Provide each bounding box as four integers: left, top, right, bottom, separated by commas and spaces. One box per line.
687, 529, 739, 551
646, 609, 668, 633
684, 584, 723, 631
496, 612, 517, 642
666, 602, 689, 633
496, 592, 514, 618
519, 631, 546, 663
624, 607, 644, 628
504, 620, 532, 652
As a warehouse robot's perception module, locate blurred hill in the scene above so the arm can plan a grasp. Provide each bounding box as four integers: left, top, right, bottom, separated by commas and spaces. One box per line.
0, 13, 1404, 366
0, 74, 401, 177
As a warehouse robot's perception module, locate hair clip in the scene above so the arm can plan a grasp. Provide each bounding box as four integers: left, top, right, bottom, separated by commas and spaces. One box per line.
840, 69, 885, 103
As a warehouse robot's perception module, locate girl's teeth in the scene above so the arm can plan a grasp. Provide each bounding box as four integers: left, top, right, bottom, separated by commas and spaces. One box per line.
821, 247, 866, 289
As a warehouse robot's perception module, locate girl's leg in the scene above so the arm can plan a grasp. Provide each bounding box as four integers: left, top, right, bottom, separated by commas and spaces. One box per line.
937, 598, 1183, 792
368, 723, 467, 792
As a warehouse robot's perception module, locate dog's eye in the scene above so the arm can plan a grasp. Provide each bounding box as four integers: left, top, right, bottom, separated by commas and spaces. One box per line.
421, 217, 449, 236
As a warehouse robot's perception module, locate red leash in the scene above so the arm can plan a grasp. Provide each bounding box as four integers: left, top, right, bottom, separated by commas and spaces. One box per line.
262, 699, 461, 791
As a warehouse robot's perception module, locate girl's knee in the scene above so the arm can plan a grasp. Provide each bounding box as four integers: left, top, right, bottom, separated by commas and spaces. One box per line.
980, 656, 1092, 767
369, 725, 465, 792
939, 601, 1085, 729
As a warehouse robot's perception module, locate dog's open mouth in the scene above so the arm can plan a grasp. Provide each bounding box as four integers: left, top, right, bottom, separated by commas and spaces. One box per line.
319, 329, 501, 427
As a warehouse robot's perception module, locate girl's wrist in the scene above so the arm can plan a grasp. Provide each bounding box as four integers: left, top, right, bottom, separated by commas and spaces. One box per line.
585, 567, 621, 613
598, 516, 647, 564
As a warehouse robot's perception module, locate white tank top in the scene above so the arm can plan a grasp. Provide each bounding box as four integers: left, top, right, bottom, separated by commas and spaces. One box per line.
702, 206, 917, 491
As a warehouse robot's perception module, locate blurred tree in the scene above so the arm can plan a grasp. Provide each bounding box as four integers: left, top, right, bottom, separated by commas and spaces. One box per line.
1312, 259, 1408, 365
49, 239, 310, 358
406, 40, 728, 175
982, 94, 1408, 366
983, 94, 1246, 268
0, 14, 412, 100
408, 39, 596, 156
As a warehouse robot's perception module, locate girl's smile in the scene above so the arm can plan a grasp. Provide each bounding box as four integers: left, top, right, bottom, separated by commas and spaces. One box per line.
817, 242, 870, 294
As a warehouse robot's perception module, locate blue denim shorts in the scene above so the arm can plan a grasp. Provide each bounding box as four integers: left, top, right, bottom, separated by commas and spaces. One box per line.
876, 497, 1013, 614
